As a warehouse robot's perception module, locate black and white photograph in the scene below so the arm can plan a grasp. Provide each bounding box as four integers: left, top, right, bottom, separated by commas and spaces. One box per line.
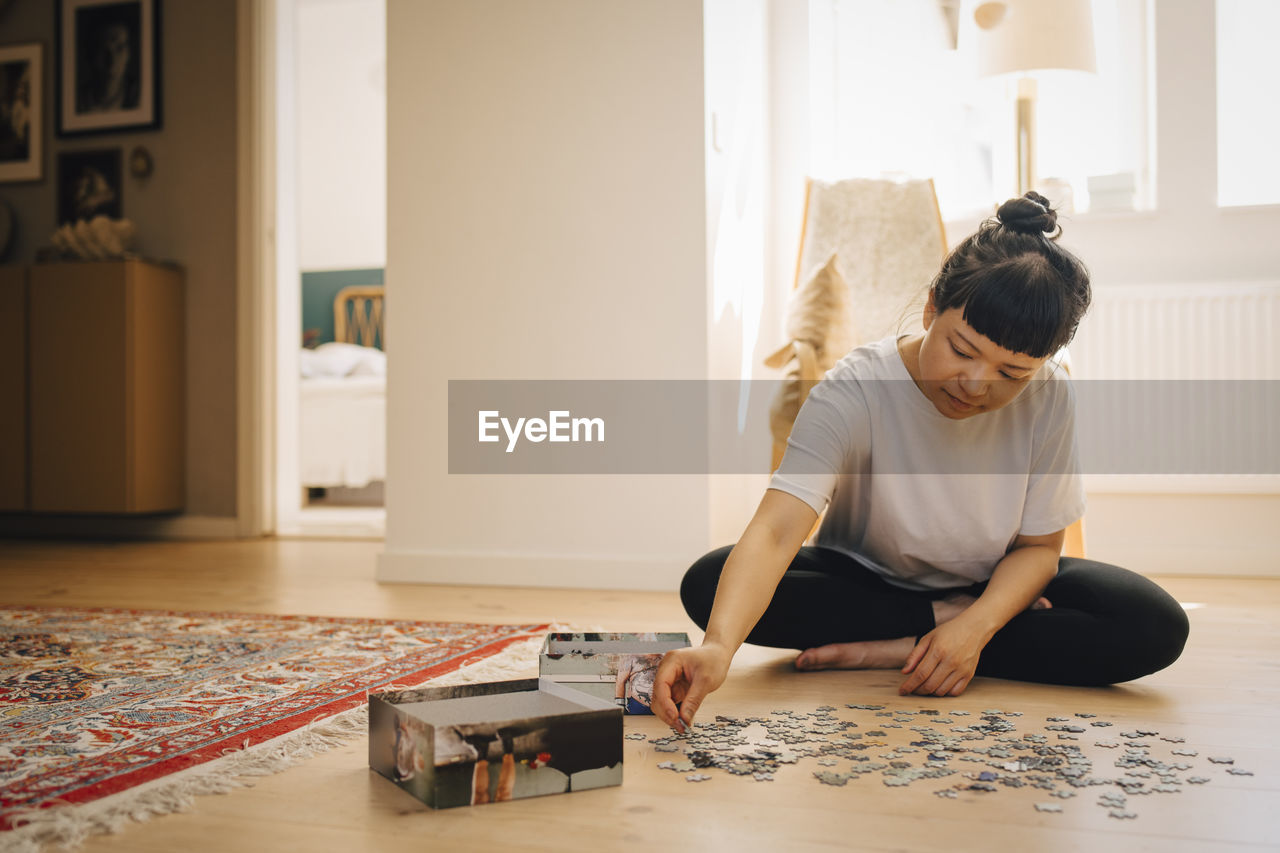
0, 43, 43, 183
57, 147, 122, 223
57, 0, 160, 136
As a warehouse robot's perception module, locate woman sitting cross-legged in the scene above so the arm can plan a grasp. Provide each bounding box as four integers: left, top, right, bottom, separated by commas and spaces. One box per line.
652, 193, 1189, 732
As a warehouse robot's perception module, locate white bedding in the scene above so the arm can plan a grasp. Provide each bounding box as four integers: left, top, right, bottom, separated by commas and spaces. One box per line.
299, 357, 386, 489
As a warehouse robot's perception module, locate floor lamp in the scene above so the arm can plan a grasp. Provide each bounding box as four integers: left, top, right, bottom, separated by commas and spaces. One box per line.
967, 0, 1097, 197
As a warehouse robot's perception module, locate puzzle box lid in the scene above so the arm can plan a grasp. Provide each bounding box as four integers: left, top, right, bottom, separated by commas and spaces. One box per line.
540, 632, 690, 658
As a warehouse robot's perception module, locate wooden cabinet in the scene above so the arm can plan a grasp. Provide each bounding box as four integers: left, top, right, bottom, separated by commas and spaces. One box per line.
0, 266, 26, 511
28, 259, 185, 514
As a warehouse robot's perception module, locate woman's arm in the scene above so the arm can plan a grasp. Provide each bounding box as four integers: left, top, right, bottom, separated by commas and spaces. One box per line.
960, 529, 1063, 635
651, 489, 818, 730
703, 489, 819, 653
898, 528, 1064, 696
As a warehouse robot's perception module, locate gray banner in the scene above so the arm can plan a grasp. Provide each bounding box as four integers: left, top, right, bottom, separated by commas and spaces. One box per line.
448, 380, 1280, 475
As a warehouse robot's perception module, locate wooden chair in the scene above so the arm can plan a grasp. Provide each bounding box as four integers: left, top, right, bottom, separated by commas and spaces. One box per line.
333, 285, 384, 348
767, 177, 947, 470
769, 177, 1085, 558
790, 177, 947, 345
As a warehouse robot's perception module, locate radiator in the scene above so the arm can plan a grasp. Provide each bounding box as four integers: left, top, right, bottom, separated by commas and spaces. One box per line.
1070, 281, 1280, 380
1067, 281, 1280, 493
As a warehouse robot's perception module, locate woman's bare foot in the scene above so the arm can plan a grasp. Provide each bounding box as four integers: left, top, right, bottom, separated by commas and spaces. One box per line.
932, 593, 977, 626
794, 592, 1049, 672
930, 591, 1052, 619
795, 594, 978, 672
794, 636, 915, 671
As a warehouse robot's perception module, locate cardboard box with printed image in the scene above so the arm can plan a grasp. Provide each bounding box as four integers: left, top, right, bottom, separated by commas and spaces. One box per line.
368, 678, 622, 809
539, 632, 691, 714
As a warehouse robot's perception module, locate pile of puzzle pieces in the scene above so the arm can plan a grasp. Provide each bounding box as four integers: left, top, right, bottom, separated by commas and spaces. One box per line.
644, 704, 1255, 818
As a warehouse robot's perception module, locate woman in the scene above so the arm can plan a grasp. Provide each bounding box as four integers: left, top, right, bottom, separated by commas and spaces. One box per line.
653, 193, 1189, 732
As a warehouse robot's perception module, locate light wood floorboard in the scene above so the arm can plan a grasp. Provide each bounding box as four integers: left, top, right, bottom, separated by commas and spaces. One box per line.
1, 539, 1277, 852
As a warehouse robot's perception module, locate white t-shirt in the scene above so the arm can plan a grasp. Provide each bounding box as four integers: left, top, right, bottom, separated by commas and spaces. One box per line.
769, 335, 1085, 591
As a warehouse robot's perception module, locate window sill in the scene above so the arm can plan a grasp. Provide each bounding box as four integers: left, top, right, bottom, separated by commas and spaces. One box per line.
1215, 202, 1280, 215
947, 204, 1167, 234
944, 201, 1280, 244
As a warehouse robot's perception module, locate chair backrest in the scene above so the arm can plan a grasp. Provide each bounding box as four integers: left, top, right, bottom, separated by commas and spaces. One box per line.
334, 285, 384, 349
793, 177, 947, 345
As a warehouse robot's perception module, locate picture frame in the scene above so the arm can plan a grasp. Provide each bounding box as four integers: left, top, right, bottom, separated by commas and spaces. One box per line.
57, 148, 123, 224
0, 43, 44, 183
56, 0, 161, 137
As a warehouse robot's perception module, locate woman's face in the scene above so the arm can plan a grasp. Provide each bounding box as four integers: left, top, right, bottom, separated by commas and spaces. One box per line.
915, 302, 1048, 420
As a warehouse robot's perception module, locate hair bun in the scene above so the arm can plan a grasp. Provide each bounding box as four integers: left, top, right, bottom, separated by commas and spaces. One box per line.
997, 192, 1058, 236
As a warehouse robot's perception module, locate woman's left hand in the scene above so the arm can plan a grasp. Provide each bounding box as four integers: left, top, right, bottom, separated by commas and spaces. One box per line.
898, 615, 991, 697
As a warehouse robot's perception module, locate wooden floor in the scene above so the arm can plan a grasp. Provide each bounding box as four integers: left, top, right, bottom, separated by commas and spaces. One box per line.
1, 539, 1277, 852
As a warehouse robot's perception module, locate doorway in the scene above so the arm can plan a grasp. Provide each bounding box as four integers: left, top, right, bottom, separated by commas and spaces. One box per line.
273, 0, 387, 538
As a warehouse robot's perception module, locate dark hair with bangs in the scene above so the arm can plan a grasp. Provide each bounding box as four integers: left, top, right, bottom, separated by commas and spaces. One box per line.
930, 192, 1091, 360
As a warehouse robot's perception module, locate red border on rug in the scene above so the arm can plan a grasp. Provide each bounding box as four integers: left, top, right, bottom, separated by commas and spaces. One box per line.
2, 621, 548, 831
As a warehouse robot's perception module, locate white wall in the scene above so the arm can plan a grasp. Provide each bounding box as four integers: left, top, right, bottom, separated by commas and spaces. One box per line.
380, 0, 711, 590
296, 0, 386, 271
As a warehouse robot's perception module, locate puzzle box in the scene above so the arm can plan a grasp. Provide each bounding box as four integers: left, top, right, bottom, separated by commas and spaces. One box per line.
368, 677, 623, 808
539, 632, 690, 714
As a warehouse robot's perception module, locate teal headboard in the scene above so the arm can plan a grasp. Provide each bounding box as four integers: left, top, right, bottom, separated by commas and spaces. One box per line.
301, 268, 385, 349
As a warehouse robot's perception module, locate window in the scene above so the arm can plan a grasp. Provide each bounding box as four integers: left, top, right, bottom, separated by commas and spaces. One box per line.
811, 0, 1153, 219
1216, 0, 1280, 207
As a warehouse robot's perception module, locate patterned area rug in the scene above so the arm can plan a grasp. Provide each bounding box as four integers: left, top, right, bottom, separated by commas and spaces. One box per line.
0, 606, 549, 848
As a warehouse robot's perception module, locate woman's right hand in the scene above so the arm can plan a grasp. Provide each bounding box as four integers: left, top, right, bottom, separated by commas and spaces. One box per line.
650, 492, 816, 731
651, 642, 733, 732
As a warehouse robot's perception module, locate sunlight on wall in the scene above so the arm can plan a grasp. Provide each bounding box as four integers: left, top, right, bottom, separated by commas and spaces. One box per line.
710, 95, 766, 430
706, 0, 767, 431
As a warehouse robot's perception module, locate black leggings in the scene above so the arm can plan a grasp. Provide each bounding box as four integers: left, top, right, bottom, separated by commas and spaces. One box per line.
680, 546, 1190, 687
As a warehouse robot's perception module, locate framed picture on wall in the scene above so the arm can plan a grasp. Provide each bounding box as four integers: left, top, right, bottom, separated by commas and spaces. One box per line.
56, 0, 161, 137
57, 148, 123, 223
0, 43, 43, 183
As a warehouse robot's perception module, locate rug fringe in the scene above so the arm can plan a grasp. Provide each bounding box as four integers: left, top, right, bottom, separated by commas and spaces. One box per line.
2, 631, 560, 853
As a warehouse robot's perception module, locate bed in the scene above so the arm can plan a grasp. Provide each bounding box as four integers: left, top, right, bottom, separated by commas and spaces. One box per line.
299, 285, 386, 490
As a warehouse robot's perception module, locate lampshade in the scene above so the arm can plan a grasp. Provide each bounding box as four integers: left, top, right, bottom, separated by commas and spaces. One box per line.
968, 0, 1097, 78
